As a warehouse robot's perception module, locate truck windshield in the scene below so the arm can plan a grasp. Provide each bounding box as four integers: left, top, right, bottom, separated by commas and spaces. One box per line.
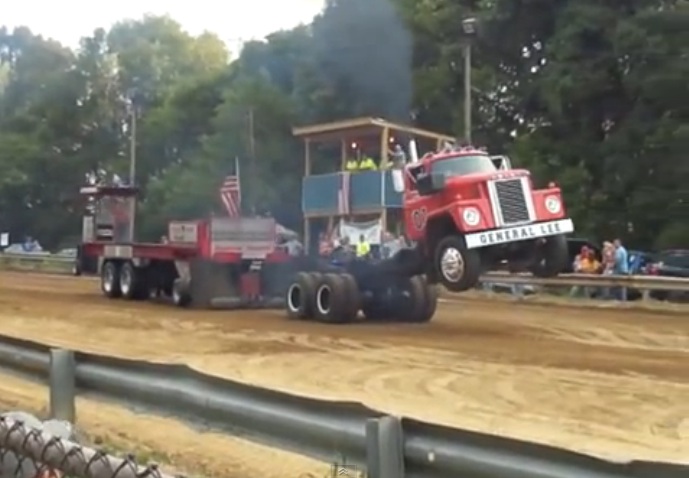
431, 154, 497, 177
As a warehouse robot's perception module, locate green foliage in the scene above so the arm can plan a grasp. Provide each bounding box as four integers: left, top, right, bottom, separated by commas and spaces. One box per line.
0, 1, 686, 249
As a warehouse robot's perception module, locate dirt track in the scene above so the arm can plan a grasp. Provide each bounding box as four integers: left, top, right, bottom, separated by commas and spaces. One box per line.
0, 271, 687, 466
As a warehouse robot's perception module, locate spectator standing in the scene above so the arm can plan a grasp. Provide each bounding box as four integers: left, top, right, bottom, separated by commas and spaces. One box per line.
355, 233, 371, 258
613, 238, 629, 301
570, 246, 600, 298
318, 232, 332, 257
389, 144, 407, 168
600, 241, 616, 299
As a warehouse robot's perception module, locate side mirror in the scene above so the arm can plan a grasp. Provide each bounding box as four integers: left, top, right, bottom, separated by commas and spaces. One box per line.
417, 172, 446, 196
391, 169, 405, 193
490, 155, 511, 170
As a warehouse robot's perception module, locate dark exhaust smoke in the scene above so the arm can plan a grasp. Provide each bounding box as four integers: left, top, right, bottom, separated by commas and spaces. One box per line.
313, 0, 413, 122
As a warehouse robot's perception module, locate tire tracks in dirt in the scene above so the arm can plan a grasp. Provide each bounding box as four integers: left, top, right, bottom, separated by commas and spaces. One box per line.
0, 271, 687, 463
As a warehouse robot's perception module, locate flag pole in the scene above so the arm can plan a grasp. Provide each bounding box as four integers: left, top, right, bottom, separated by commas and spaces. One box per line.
235, 156, 242, 212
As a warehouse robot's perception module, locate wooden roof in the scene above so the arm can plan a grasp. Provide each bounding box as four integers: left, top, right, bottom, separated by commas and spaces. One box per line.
292, 117, 454, 143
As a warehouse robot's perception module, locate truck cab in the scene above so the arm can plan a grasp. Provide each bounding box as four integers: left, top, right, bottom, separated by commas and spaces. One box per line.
394, 143, 574, 291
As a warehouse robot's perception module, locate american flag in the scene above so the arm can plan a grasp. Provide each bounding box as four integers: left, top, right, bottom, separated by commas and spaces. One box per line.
337, 171, 351, 215
220, 157, 242, 217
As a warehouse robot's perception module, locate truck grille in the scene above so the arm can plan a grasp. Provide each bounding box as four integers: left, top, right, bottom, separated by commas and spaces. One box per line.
494, 179, 531, 225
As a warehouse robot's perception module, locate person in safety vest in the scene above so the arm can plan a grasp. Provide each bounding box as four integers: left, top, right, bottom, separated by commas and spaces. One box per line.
345, 157, 359, 171
358, 155, 377, 171
356, 234, 371, 258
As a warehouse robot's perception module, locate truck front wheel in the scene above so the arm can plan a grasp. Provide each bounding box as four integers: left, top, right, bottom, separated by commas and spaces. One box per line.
529, 234, 569, 278
433, 236, 481, 292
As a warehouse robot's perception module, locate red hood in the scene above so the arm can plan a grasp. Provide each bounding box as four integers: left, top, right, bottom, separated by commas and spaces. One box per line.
445, 169, 530, 186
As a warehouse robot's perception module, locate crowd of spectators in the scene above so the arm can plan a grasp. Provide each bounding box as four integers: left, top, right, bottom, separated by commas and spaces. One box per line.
570, 238, 630, 300
318, 229, 408, 261
342, 143, 409, 173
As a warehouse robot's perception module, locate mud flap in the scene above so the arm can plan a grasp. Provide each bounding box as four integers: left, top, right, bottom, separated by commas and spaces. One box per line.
190, 259, 240, 308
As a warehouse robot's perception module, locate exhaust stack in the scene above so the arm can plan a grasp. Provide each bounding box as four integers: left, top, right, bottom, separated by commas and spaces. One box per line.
409, 139, 419, 163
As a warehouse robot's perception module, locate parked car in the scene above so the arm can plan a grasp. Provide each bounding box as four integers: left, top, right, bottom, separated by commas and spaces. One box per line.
626, 250, 656, 300
646, 249, 689, 301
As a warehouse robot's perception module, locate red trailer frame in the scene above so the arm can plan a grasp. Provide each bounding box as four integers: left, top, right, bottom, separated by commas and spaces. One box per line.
78, 185, 293, 308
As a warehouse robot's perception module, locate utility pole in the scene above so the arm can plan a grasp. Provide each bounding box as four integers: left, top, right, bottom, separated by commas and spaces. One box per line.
128, 101, 137, 241
247, 107, 257, 215
463, 43, 472, 144
461, 17, 477, 144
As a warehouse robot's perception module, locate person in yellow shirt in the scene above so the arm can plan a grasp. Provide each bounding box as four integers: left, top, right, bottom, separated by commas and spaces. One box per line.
570, 248, 601, 298
355, 234, 371, 258
344, 158, 359, 171
358, 155, 377, 171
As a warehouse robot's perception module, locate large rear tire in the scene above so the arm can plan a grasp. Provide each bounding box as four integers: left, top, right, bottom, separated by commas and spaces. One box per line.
433, 236, 481, 292
286, 272, 318, 320
397, 276, 437, 323
314, 273, 357, 324
529, 234, 569, 278
101, 261, 121, 298
119, 261, 148, 300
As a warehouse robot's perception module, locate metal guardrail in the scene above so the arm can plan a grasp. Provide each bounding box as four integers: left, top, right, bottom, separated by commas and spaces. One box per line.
0, 335, 686, 478
482, 271, 689, 292
1, 252, 688, 293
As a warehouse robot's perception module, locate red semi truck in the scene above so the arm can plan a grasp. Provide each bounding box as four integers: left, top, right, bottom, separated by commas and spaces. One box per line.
392, 142, 574, 292
78, 185, 292, 308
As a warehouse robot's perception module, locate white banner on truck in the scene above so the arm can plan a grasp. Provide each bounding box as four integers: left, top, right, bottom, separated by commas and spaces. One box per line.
210, 217, 276, 258
168, 221, 198, 244
338, 219, 383, 245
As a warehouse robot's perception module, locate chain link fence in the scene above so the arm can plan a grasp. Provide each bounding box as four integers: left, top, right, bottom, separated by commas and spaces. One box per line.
0, 412, 179, 478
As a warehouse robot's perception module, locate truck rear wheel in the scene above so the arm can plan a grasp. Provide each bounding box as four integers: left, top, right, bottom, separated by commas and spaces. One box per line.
529, 234, 569, 277
286, 272, 318, 320
101, 261, 121, 298
119, 262, 147, 300
434, 236, 481, 292
314, 273, 357, 323
398, 276, 438, 323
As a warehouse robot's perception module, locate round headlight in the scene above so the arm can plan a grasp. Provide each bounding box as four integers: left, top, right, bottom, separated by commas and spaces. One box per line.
545, 195, 561, 214
462, 207, 480, 226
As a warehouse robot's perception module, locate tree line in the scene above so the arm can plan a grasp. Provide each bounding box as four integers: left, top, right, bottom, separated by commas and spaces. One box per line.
0, 0, 687, 250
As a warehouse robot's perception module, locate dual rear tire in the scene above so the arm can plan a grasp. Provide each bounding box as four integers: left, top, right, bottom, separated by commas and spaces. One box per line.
286, 272, 359, 323
286, 272, 437, 323
100, 260, 149, 300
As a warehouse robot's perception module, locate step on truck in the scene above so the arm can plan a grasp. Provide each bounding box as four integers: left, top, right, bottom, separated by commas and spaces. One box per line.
78, 185, 293, 308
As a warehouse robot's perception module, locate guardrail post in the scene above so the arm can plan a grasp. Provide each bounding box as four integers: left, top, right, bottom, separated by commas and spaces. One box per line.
49, 348, 76, 423
365, 416, 404, 478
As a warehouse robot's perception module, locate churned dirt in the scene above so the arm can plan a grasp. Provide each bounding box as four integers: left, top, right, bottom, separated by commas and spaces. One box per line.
0, 271, 687, 466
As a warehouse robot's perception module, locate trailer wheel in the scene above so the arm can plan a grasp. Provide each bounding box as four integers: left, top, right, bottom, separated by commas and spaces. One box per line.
172, 278, 191, 307
433, 236, 481, 292
101, 261, 121, 298
286, 272, 318, 320
119, 262, 148, 300
314, 273, 351, 324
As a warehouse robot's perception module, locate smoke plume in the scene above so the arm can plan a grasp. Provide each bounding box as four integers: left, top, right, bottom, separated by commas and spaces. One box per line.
313, 0, 413, 122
